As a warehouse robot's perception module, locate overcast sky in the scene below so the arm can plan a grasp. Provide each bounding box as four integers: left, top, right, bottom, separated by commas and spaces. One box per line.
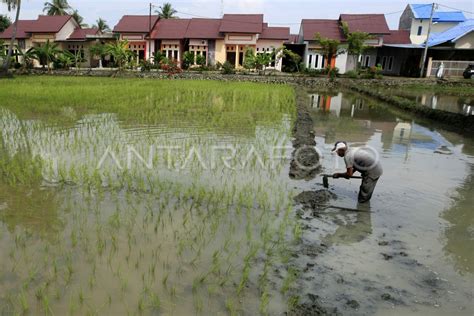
1, 0, 473, 33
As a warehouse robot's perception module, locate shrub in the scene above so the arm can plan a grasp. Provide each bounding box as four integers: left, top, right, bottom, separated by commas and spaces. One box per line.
160, 58, 182, 76
182, 51, 194, 70
346, 70, 359, 78
326, 66, 339, 79
221, 61, 235, 75
140, 59, 154, 72
195, 54, 206, 68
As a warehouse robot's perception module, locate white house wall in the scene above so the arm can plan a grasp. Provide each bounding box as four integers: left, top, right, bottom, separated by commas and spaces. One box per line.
55, 19, 78, 41
256, 39, 285, 71
410, 20, 458, 44
455, 31, 474, 49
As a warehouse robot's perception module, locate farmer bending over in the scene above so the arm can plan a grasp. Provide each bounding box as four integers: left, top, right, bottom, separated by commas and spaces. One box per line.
332, 141, 383, 203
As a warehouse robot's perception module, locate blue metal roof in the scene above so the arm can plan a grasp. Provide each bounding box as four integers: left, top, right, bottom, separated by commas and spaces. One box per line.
410, 4, 466, 22
427, 19, 474, 47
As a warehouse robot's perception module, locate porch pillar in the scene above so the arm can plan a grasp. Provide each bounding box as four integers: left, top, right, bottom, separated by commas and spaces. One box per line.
235, 45, 240, 68
426, 57, 433, 78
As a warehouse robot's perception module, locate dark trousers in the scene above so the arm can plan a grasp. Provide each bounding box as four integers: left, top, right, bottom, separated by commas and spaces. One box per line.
358, 176, 379, 203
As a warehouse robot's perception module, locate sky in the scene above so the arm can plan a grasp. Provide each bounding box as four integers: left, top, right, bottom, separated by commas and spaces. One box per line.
1, 0, 473, 33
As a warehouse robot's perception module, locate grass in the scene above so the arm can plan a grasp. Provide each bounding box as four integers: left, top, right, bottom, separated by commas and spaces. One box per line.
0, 76, 301, 315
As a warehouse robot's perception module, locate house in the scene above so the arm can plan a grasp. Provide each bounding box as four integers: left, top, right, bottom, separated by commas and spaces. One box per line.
399, 4, 466, 45
113, 15, 159, 63
0, 15, 79, 66
376, 30, 422, 76
339, 14, 391, 69
148, 14, 289, 70
298, 14, 390, 73
425, 19, 474, 77
298, 19, 346, 71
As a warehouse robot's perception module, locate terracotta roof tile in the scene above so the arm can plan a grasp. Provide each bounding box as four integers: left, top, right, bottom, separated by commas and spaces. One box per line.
67, 28, 100, 41
25, 15, 73, 33
301, 19, 345, 41
185, 19, 223, 39
339, 14, 390, 34
113, 15, 159, 33
150, 19, 191, 39
384, 30, 411, 44
0, 20, 36, 39
219, 14, 263, 33
260, 26, 290, 40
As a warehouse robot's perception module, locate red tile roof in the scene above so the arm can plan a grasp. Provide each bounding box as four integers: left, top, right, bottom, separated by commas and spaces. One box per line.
260, 26, 290, 40
287, 34, 300, 43
67, 28, 100, 41
150, 19, 191, 39
0, 20, 36, 39
25, 15, 73, 33
339, 14, 390, 34
301, 19, 345, 41
185, 19, 223, 39
219, 14, 263, 33
113, 15, 159, 33
384, 30, 411, 44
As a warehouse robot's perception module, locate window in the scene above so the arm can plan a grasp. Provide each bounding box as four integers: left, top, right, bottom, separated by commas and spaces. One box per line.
364, 56, 370, 67
388, 56, 394, 71
382, 56, 387, 70
417, 26, 423, 36
315, 55, 319, 69
308, 55, 313, 68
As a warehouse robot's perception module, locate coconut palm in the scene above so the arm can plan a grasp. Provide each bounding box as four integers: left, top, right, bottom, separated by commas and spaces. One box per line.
89, 42, 107, 68
156, 2, 177, 19
31, 39, 62, 72
71, 9, 87, 27
43, 0, 70, 16
0, 14, 11, 32
1, 0, 21, 76
105, 40, 134, 70
14, 45, 36, 69
93, 18, 110, 33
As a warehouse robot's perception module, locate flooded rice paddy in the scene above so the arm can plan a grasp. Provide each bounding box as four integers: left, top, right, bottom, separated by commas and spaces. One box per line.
0, 78, 298, 315
0, 77, 473, 315
301, 90, 473, 315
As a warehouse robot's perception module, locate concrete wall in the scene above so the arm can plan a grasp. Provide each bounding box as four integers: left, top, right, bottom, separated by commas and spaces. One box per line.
399, 5, 414, 30
55, 19, 78, 41
215, 39, 226, 65
455, 31, 474, 49
410, 20, 458, 44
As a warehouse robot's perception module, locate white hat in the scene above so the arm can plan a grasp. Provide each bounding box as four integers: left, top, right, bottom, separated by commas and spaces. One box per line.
331, 141, 347, 152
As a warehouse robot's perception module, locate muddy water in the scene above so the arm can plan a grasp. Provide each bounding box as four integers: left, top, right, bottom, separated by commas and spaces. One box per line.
297, 90, 474, 315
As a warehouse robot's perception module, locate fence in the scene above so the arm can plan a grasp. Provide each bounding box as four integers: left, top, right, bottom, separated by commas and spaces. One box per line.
428, 60, 472, 78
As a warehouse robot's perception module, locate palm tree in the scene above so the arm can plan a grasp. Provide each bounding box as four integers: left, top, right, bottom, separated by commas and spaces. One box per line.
1, 0, 21, 76
89, 42, 107, 68
156, 2, 177, 19
14, 45, 36, 70
105, 40, 134, 71
93, 18, 110, 33
31, 39, 61, 72
43, 0, 70, 16
71, 9, 88, 27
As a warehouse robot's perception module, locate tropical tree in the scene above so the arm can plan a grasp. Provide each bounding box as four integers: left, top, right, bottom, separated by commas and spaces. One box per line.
243, 47, 256, 70
0, 14, 11, 32
1, 0, 21, 76
152, 51, 165, 66
255, 53, 272, 72
89, 42, 107, 68
341, 22, 372, 70
14, 45, 36, 69
156, 2, 177, 19
105, 40, 134, 70
93, 18, 110, 33
71, 9, 87, 27
31, 39, 62, 72
282, 48, 302, 72
314, 33, 341, 69
43, 0, 70, 16
55, 50, 74, 69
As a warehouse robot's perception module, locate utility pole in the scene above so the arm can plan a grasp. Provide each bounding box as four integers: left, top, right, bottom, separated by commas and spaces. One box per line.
420, 3, 436, 78
148, 2, 152, 61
